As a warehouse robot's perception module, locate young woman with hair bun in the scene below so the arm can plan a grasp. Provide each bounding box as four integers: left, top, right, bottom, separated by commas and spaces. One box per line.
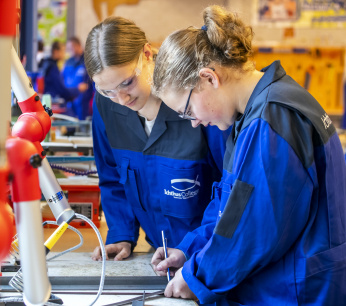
151, 5, 346, 305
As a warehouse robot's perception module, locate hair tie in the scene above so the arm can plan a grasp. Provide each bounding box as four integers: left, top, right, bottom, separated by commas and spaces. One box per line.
201, 25, 208, 31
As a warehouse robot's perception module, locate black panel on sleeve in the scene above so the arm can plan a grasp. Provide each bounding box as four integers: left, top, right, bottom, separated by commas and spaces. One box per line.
215, 179, 254, 238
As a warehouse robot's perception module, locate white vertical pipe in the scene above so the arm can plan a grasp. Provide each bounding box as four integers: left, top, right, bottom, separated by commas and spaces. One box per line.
11, 45, 36, 102
14, 200, 51, 305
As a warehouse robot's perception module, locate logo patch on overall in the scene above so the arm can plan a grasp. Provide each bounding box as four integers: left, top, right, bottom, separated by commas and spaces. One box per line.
321, 113, 332, 129
164, 175, 200, 200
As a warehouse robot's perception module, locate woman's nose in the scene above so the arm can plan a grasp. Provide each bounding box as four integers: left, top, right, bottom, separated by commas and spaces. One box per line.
114, 92, 131, 106
191, 120, 201, 128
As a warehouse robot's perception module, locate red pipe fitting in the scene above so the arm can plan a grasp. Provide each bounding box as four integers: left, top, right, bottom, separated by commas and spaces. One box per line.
6, 138, 41, 202
12, 111, 51, 143
18, 94, 45, 113
12, 94, 52, 157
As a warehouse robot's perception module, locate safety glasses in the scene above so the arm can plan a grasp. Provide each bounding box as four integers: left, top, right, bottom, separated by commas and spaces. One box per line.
95, 51, 143, 99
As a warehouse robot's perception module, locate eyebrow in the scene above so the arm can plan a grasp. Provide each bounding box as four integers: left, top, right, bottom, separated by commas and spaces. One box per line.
114, 74, 133, 90
99, 73, 132, 92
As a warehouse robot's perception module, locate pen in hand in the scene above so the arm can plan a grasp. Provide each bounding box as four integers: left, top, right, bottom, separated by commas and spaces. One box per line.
161, 230, 171, 282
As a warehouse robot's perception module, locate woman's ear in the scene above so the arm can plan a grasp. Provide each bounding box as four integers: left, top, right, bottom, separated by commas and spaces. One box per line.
143, 43, 153, 61
199, 68, 220, 89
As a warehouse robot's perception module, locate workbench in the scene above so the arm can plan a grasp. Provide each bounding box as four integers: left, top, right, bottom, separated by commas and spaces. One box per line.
1, 252, 197, 305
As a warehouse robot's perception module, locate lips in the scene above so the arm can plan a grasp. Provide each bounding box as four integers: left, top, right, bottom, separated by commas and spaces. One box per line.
126, 98, 137, 107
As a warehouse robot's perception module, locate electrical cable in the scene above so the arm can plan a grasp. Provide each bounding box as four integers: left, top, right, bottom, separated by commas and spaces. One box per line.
8, 222, 84, 292
0, 214, 106, 306
44, 221, 84, 261
44, 213, 106, 306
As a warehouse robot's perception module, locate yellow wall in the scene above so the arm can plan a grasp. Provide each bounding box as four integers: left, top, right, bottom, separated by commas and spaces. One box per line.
254, 47, 345, 115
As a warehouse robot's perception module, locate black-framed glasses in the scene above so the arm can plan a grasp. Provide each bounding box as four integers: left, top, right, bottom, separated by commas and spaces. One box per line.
178, 88, 196, 120
178, 67, 215, 120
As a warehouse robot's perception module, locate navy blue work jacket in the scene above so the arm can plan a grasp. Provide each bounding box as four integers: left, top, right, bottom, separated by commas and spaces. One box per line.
40, 57, 79, 102
62, 54, 94, 120
177, 61, 346, 305
92, 93, 229, 249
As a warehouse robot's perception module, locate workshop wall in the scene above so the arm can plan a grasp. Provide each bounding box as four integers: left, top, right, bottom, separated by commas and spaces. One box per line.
73, 0, 346, 121
74, 0, 346, 47
233, 0, 346, 47
75, 0, 226, 47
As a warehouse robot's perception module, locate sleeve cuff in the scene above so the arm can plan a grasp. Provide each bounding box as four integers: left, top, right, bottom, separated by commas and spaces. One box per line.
105, 232, 137, 246
182, 255, 223, 305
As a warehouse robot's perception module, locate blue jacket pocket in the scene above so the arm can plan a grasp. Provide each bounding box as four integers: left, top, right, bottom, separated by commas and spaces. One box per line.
159, 164, 205, 218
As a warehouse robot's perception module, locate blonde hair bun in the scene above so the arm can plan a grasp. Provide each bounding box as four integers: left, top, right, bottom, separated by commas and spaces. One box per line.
203, 5, 253, 63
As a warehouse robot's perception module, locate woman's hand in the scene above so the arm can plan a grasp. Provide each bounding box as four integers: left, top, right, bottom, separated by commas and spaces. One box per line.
91, 242, 132, 261
165, 267, 197, 300
151, 247, 186, 277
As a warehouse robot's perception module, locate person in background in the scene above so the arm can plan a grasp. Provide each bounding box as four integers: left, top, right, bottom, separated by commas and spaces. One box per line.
62, 36, 95, 120
84, 16, 230, 262
36, 40, 45, 68
151, 5, 346, 305
39, 40, 88, 107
